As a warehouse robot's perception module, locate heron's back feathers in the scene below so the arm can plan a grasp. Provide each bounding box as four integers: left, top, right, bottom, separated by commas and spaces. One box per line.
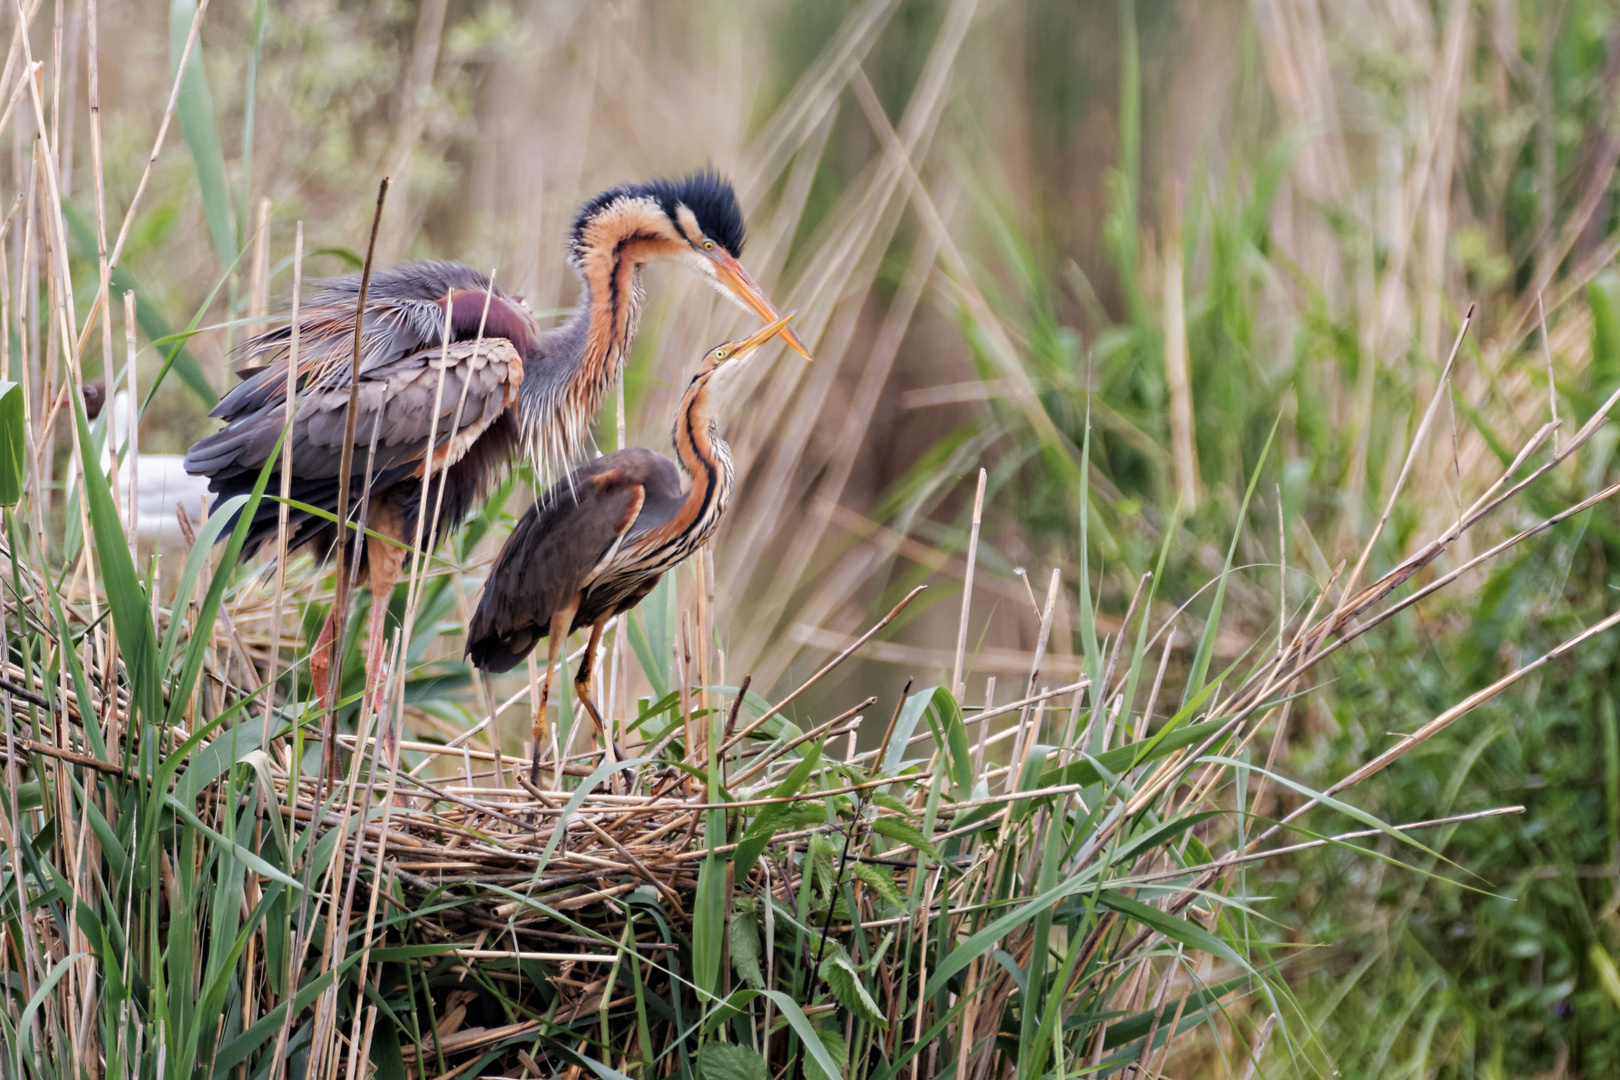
182, 260, 533, 561
466, 449, 680, 671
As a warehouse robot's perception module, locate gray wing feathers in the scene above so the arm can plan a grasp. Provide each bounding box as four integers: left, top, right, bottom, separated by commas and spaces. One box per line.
185, 339, 521, 483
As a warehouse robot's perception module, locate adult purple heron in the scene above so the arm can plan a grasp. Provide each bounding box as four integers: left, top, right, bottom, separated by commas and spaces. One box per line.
467, 311, 797, 782
183, 172, 809, 706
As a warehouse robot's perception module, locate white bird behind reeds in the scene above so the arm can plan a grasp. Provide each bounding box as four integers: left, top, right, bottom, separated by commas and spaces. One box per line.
96, 389, 213, 546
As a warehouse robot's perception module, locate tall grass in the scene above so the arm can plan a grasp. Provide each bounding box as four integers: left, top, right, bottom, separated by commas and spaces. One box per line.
8, 356, 1615, 1077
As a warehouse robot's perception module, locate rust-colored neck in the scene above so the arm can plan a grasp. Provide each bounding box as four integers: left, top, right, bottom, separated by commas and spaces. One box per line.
520, 199, 683, 477
670, 370, 733, 530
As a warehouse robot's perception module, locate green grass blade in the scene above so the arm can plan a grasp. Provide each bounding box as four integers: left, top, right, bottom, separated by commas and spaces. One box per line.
692, 849, 725, 1005
163, 794, 302, 892
0, 380, 23, 505
758, 991, 844, 1080
62, 200, 218, 407
17, 951, 92, 1067
1183, 416, 1279, 706
161, 441, 284, 731
1096, 891, 1246, 969
1077, 414, 1100, 673
1604, 693, 1619, 860
157, 494, 245, 669
628, 593, 672, 700
170, 0, 236, 269
68, 385, 162, 725
734, 744, 821, 878
882, 686, 937, 773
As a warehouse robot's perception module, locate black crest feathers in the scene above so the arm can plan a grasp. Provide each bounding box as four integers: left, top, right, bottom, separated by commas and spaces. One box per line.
570, 170, 746, 260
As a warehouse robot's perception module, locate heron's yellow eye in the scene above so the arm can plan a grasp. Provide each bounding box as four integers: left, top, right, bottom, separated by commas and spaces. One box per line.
703, 239, 716, 251
715, 349, 729, 361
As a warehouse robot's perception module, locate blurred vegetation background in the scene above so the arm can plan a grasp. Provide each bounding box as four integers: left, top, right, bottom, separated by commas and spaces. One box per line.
21, 0, 1620, 1073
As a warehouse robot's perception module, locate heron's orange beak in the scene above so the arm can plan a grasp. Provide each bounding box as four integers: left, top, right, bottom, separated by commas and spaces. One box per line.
708, 250, 812, 361
729, 310, 798, 363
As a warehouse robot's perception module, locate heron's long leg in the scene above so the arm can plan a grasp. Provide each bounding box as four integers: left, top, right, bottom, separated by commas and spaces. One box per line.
311, 607, 340, 788
573, 617, 626, 784
530, 604, 575, 786
573, 618, 609, 736
363, 503, 408, 742
310, 608, 338, 708
366, 511, 408, 696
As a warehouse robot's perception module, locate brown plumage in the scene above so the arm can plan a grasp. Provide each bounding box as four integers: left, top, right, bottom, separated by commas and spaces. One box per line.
182, 173, 808, 710
467, 312, 797, 782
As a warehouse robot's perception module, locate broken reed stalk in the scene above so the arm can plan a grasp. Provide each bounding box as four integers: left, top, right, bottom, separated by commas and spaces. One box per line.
951, 466, 986, 699
1006, 567, 1060, 793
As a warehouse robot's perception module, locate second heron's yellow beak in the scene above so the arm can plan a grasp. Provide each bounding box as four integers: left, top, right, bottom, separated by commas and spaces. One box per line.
728, 310, 799, 364
708, 249, 813, 361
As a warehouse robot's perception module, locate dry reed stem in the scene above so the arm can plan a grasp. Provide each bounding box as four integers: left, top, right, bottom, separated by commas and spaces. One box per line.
951, 467, 987, 699
718, 584, 925, 755
263, 223, 302, 748
1163, 198, 1197, 511
75, 0, 207, 355
309, 180, 390, 1080
1005, 568, 1061, 796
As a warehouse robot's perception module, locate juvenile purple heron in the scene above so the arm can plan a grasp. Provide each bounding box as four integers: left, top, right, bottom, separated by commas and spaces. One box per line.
466, 311, 797, 783
183, 172, 809, 706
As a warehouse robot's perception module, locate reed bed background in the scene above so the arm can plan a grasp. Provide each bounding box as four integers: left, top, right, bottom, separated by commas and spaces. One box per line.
2, 0, 1620, 1076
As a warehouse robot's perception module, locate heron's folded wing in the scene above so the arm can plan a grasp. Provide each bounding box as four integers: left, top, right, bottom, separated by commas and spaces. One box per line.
183, 337, 524, 486
467, 464, 648, 672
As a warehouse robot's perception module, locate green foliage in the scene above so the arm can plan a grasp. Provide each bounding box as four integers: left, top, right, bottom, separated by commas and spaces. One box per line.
697, 1042, 767, 1080
1280, 539, 1620, 1078
820, 948, 887, 1028
0, 381, 22, 506
170, 0, 236, 271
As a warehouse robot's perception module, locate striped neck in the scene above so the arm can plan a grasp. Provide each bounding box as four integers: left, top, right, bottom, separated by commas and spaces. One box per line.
671, 372, 735, 530
520, 203, 682, 480
574, 228, 653, 402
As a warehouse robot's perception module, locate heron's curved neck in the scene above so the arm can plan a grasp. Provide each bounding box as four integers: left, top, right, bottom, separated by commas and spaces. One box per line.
672, 374, 733, 514
573, 238, 652, 392
520, 220, 675, 475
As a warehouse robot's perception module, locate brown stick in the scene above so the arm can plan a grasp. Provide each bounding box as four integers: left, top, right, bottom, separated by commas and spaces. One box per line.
321, 177, 389, 795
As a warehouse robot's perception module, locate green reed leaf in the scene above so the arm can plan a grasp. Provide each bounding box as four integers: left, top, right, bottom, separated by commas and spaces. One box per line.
170, 0, 236, 269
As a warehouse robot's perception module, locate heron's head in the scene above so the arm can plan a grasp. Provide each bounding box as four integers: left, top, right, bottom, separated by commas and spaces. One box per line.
571, 171, 811, 359
694, 311, 799, 394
